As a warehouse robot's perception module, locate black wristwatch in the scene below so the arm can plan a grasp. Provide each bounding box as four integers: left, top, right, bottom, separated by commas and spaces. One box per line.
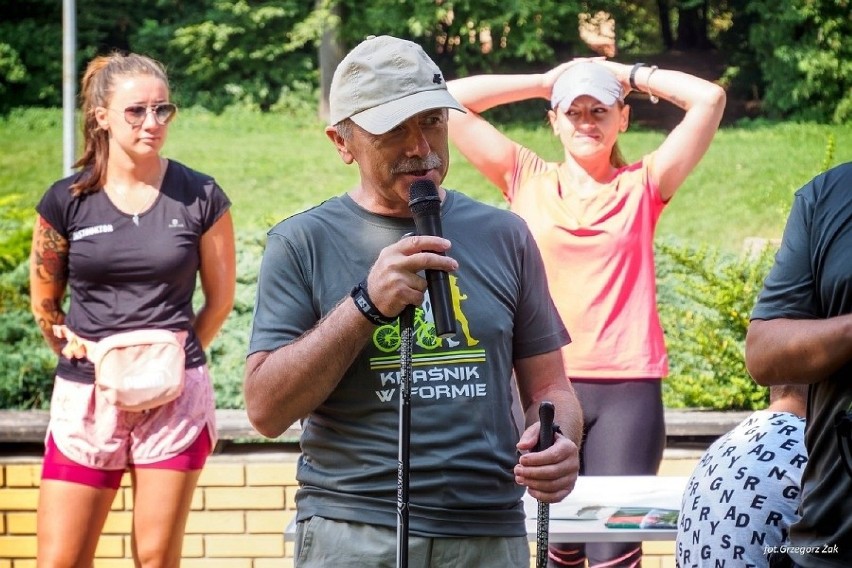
351, 280, 396, 326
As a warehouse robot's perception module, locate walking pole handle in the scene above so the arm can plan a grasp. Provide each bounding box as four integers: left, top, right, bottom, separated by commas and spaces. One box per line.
538, 401, 555, 451
536, 401, 556, 568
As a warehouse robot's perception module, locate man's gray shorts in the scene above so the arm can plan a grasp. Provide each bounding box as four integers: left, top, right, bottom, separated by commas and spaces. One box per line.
295, 516, 530, 567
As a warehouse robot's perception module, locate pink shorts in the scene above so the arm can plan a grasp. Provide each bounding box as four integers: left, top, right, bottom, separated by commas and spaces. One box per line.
42, 428, 212, 489
44, 365, 217, 475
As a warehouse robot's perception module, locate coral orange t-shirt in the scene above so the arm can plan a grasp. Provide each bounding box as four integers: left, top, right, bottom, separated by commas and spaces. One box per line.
508, 147, 668, 379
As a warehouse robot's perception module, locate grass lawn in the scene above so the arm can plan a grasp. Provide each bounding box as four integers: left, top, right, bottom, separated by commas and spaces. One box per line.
2, 107, 850, 253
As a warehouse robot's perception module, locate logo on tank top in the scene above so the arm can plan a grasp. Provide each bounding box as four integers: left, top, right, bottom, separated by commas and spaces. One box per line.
369, 275, 487, 403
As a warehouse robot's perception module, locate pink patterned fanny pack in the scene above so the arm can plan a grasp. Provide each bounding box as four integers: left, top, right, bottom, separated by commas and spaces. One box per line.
53, 325, 187, 412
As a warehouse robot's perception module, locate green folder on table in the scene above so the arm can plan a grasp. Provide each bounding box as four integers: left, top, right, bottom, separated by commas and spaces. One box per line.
604, 508, 679, 529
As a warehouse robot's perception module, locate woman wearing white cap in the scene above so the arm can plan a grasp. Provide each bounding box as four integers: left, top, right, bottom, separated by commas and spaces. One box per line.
447, 61, 725, 568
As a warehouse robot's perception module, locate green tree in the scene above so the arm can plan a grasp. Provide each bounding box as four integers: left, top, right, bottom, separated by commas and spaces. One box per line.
2, 0, 850, 122
651, 0, 715, 50
0, 0, 62, 111
0, 43, 28, 112
0, 0, 159, 110
132, 0, 318, 112
326, 0, 585, 77
720, 0, 851, 123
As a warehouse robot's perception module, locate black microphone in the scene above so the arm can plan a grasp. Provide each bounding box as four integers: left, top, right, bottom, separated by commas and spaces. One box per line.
408, 180, 457, 339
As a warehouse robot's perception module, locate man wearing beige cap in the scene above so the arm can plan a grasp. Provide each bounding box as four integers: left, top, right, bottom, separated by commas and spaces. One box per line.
244, 35, 583, 567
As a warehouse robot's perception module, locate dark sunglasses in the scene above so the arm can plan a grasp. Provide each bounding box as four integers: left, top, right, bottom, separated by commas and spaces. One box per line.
115, 103, 178, 126
836, 407, 852, 478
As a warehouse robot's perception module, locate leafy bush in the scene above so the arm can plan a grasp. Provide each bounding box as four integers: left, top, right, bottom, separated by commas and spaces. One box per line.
0, 196, 54, 408
0, 260, 56, 409
0, 195, 33, 271
656, 237, 777, 410
656, 136, 835, 410
204, 233, 266, 409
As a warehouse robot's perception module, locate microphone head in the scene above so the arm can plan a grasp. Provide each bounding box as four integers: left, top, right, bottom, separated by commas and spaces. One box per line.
408, 179, 441, 217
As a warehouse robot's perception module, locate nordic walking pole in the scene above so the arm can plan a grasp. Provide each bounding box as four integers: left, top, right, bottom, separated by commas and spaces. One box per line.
536, 401, 556, 568
396, 305, 415, 568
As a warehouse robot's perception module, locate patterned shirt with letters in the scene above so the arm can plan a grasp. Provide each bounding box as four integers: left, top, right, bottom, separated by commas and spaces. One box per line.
676, 410, 808, 568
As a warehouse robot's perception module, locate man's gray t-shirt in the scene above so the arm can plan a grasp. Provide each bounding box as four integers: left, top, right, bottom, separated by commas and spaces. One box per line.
249, 190, 570, 537
750, 163, 852, 567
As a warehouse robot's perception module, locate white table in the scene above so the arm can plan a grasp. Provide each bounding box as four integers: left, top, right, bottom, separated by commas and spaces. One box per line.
284, 475, 687, 544
526, 475, 687, 543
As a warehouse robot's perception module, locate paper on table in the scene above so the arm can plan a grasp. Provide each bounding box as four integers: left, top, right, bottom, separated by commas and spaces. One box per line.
547, 505, 608, 521
530, 476, 686, 521
563, 476, 684, 508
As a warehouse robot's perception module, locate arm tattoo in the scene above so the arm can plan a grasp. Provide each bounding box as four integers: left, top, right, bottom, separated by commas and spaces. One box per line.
33, 217, 69, 283
31, 217, 69, 353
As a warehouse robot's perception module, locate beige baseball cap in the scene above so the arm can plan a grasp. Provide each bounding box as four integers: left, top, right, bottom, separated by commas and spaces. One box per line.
551, 61, 624, 110
329, 35, 465, 135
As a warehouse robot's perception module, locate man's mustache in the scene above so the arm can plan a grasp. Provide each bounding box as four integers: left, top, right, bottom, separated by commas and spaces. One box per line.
391, 153, 443, 174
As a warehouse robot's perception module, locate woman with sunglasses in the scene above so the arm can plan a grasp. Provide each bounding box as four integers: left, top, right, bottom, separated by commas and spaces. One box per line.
29, 52, 235, 566
447, 60, 725, 568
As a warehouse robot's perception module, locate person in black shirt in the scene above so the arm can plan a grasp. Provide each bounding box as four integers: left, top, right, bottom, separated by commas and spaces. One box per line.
746, 162, 852, 568
29, 52, 235, 567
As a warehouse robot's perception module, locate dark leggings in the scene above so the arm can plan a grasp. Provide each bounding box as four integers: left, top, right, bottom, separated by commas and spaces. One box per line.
549, 379, 666, 568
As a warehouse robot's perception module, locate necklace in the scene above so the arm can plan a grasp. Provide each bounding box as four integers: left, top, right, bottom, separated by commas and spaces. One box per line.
110, 158, 167, 226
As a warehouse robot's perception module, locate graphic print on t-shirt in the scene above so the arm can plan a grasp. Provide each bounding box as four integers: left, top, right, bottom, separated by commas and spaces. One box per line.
369, 274, 487, 404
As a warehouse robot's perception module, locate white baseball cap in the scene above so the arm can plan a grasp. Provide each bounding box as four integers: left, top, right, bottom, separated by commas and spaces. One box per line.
551, 62, 624, 110
329, 35, 465, 135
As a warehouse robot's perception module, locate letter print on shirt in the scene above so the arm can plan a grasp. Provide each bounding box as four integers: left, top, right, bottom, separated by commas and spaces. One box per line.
676, 411, 808, 568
